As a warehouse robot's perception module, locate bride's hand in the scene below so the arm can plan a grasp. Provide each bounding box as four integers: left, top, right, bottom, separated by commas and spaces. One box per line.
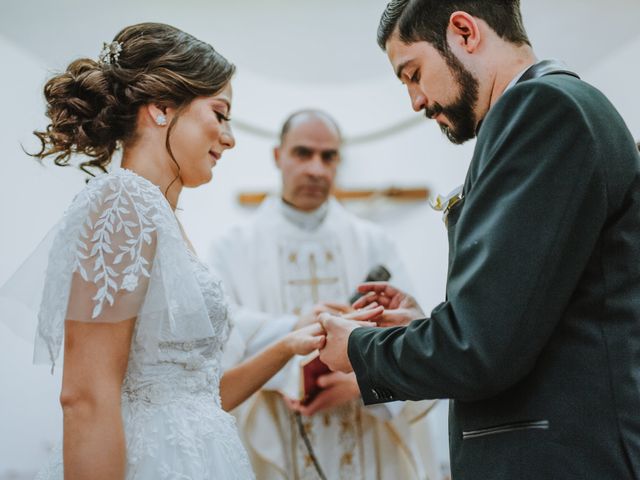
283, 322, 326, 356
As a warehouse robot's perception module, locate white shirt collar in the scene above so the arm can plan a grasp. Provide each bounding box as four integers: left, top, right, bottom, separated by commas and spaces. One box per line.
279, 198, 329, 232
504, 63, 536, 93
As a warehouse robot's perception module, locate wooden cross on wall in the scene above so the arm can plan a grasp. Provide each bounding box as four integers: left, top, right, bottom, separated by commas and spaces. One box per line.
238, 186, 430, 206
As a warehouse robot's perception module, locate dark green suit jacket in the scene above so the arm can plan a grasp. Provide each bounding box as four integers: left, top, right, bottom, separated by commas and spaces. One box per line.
348, 73, 640, 479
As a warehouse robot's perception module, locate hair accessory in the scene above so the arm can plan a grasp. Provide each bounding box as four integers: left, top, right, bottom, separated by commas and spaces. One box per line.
155, 114, 167, 126
98, 41, 123, 65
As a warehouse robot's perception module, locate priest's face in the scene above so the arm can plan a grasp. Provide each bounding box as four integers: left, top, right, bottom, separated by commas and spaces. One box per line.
275, 116, 341, 212
386, 34, 480, 144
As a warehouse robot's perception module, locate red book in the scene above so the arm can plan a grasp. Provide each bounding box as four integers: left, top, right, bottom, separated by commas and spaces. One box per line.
300, 351, 331, 405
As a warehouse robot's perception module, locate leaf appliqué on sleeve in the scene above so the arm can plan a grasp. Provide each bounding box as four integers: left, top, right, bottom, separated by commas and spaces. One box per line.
73, 177, 157, 319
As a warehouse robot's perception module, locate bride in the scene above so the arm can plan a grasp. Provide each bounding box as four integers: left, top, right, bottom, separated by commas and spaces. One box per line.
7, 22, 325, 479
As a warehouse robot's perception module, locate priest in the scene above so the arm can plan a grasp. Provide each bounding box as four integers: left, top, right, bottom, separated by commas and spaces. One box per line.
210, 110, 438, 480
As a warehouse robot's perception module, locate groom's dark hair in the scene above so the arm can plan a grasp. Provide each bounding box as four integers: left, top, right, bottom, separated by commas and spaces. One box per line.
377, 0, 531, 53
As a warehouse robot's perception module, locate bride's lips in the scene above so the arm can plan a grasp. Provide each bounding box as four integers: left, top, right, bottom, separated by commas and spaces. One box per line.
209, 150, 221, 165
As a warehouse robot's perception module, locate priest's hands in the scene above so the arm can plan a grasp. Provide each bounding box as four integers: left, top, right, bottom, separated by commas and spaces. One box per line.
294, 302, 353, 330
283, 372, 361, 416
352, 282, 425, 327
283, 322, 326, 356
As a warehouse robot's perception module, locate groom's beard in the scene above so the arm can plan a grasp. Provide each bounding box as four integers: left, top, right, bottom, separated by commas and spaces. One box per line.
424, 51, 480, 145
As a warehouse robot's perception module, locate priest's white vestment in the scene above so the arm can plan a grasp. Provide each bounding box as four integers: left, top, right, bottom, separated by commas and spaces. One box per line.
210, 197, 438, 480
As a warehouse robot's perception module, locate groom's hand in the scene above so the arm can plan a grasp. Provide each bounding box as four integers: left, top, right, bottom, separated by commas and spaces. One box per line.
319, 313, 376, 373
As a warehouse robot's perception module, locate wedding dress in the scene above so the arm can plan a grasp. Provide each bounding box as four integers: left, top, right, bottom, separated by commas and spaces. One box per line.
1, 168, 254, 479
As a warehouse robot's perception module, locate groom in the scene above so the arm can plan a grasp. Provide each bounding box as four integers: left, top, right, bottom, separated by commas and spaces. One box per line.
319, 1, 640, 479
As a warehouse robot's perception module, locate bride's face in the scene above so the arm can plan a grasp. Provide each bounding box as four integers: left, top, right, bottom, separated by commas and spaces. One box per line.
169, 83, 235, 187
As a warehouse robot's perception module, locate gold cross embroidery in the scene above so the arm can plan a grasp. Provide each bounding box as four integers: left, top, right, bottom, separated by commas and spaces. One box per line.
341, 452, 354, 466
340, 416, 351, 433
303, 420, 313, 435
288, 253, 339, 303
323, 413, 331, 427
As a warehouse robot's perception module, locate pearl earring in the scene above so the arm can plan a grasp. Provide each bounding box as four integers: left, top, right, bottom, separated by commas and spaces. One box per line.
155, 114, 167, 126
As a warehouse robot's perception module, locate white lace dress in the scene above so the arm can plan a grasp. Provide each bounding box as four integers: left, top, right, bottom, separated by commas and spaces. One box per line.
29, 168, 255, 479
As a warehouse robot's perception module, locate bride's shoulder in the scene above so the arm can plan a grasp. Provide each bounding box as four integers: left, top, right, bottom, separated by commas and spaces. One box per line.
64, 168, 165, 216
58, 168, 169, 244
81, 168, 162, 203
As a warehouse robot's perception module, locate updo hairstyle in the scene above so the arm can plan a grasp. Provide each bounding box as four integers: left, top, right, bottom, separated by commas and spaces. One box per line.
32, 22, 235, 175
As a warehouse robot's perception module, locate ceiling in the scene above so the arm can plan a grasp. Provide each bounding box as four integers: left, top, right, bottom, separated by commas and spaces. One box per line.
2, 0, 639, 85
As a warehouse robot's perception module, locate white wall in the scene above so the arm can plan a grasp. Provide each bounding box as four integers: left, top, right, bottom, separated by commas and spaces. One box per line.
583, 35, 640, 137
0, 37, 77, 478
1, 3, 639, 477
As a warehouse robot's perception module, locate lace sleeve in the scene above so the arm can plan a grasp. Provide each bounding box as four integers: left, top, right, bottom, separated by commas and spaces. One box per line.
21, 172, 164, 367
66, 177, 157, 321
2, 169, 218, 369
